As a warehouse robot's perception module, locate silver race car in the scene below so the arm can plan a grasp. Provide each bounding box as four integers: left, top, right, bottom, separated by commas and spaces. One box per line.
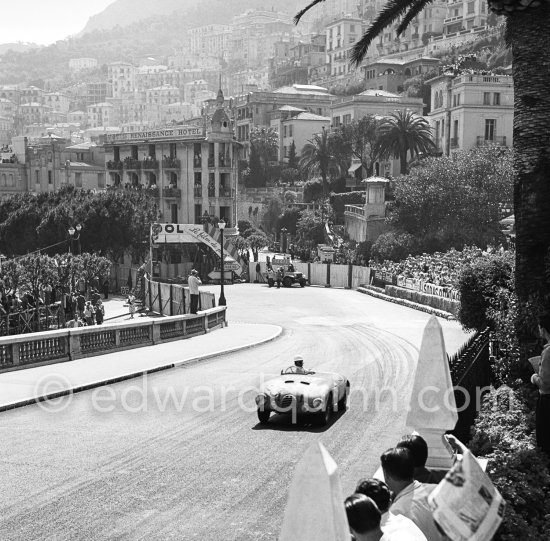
255, 367, 350, 426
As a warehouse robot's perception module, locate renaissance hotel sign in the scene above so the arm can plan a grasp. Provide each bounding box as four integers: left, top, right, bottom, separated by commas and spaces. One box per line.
105, 126, 204, 143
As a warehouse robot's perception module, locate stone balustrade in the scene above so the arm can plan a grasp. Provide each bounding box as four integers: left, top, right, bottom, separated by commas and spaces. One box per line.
0, 307, 226, 373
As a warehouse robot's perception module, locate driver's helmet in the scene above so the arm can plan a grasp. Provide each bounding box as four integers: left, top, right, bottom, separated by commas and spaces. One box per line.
294, 355, 304, 367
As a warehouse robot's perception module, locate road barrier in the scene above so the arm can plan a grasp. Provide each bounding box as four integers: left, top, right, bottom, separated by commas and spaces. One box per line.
0, 307, 227, 373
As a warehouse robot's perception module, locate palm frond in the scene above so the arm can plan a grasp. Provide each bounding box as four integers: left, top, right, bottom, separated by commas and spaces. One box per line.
294, 0, 326, 25
396, 0, 434, 36
350, 0, 414, 66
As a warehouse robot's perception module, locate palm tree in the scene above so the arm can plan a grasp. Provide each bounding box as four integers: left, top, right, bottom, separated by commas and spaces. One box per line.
377, 110, 436, 175
299, 128, 340, 201
250, 127, 279, 181
296, 1, 550, 346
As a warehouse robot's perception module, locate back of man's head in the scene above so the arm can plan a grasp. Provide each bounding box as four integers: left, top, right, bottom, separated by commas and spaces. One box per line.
355, 478, 392, 513
344, 494, 381, 535
380, 447, 414, 484
396, 434, 429, 469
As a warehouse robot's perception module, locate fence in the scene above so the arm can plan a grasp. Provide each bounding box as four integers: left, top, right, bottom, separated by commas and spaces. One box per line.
448, 328, 491, 443
144, 276, 216, 316
0, 306, 227, 373
373, 270, 461, 301
249, 261, 371, 289
0, 304, 65, 337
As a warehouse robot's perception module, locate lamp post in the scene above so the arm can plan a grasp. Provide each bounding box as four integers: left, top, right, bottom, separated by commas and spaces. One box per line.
281, 227, 288, 253
218, 219, 226, 306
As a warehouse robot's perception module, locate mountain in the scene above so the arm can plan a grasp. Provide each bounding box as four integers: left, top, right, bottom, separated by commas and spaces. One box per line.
0, 43, 41, 54
80, 0, 302, 35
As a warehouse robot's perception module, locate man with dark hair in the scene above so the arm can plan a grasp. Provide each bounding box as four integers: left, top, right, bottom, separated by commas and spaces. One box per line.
344, 494, 383, 540
355, 478, 427, 540
396, 434, 445, 484
380, 448, 441, 540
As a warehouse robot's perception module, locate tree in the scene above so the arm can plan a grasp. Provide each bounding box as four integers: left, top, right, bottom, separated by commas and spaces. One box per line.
337, 115, 383, 176
377, 110, 436, 175
18, 254, 58, 306
77, 253, 111, 292
247, 232, 269, 262
288, 140, 299, 169
371, 232, 419, 262
250, 126, 279, 180
296, 0, 550, 350
299, 128, 340, 202
389, 146, 514, 250
245, 145, 264, 188
296, 210, 325, 246
262, 197, 283, 234
277, 207, 301, 236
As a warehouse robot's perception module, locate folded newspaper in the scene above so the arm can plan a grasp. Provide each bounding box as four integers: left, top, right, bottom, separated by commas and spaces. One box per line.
428, 450, 505, 541
529, 356, 542, 372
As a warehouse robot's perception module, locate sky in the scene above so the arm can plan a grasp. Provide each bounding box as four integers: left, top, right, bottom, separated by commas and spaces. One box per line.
0, 0, 116, 45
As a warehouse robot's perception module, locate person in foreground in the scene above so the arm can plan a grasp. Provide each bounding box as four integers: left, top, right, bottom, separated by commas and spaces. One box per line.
531, 312, 550, 459
380, 447, 442, 540
188, 269, 202, 314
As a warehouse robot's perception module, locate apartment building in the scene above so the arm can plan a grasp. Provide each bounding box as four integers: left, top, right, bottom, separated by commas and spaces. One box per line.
68, 58, 98, 72
444, 0, 488, 34
427, 73, 513, 155
326, 16, 365, 78
104, 91, 238, 225
43, 92, 71, 115
108, 62, 136, 98
87, 102, 119, 128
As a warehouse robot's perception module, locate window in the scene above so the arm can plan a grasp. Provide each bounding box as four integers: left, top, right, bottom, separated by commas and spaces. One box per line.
485, 119, 496, 141
0, 174, 5, 186
493, 93, 501, 105
35, 170, 40, 184
283, 125, 287, 137
289, 125, 293, 137
467, 2, 475, 14
343, 114, 352, 125
194, 204, 202, 224
350, 25, 355, 33
171, 204, 178, 224
483, 92, 491, 105
75, 172, 82, 188
453, 119, 459, 139
48, 171, 52, 184
333, 116, 341, 127
435, 121, 440, 142
97, 173, 105, 188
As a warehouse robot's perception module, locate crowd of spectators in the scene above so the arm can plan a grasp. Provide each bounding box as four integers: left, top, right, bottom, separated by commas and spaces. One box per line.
368, 246, 505, 288
344, 434, 463, 540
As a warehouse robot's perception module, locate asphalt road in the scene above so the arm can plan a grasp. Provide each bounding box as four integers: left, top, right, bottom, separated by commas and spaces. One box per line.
0, 284, 469, 540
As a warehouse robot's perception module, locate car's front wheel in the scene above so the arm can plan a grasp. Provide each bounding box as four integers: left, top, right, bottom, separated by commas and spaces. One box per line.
257, 408, 271, 424
315, 393, 333, 426
338, 382, 350, 411
283, 277, 292, 288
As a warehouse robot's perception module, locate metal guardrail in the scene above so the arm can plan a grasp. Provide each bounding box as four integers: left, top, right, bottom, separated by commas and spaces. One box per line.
0, 307, 227, 373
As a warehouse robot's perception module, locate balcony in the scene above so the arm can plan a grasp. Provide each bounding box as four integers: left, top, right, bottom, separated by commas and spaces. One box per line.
142, 159, 159, 170
194, 186, 202, 197
123, 158, 141, 170
162, 187, 181, 199
208, 186, 216, 198
450, 137, 459, 148
219, 188, 232, 198
344, 204, 366, 218
476, 136, 507, 147
106, 160, 123, 170
162, 157, 180, 169
219, 155, 231, 168
193, 156, 202, 168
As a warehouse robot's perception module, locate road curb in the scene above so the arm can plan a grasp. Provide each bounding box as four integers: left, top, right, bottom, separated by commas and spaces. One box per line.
0, 325, 283, 414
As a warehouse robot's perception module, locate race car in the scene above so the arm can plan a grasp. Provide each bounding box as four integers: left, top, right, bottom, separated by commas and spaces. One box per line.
255, 368, 350, 426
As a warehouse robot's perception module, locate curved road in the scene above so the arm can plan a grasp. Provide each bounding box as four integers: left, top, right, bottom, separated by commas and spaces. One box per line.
0, 284, 469, 540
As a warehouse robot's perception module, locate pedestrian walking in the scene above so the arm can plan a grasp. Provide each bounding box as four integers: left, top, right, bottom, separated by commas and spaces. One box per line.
83, 301, 95, 325
255, 262, 262, 283
276, 267, 284, 289
188, 269, 202, 314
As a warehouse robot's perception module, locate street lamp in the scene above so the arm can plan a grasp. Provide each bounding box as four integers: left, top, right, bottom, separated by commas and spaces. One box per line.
68, 224, 82, 254
218, 219, 226, 306
280, 227, 288, 253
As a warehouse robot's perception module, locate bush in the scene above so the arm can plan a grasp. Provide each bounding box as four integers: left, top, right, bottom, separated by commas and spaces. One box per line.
303, 179, 323, 202
469, 385, 550, 540
457, 252, 514, 332
371, 232, 419, 262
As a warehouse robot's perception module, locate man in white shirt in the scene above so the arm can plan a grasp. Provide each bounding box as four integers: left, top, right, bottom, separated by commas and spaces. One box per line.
355, 478, 427, 540
188, 269, 202, 314
380, 447, 442, 541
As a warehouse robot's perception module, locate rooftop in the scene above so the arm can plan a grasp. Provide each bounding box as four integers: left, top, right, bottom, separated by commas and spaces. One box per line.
274, 84, 330, 96
359, 89, 402, 98
291, 112, 330, 122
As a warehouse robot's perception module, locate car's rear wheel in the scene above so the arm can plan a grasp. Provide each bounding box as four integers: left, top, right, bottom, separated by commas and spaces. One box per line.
257, 408, 271, 424
316, 393, 332, 426
338, 382, 350, 411
283, 277, 292, 288
300, 280, 306, 287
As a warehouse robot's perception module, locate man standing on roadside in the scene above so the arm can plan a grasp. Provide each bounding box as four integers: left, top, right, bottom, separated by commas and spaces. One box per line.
188, 269, 202, 314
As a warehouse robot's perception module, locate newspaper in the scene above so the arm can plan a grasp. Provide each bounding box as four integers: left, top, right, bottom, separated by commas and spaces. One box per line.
529, 356, 542, 372
428, 450, 505, 541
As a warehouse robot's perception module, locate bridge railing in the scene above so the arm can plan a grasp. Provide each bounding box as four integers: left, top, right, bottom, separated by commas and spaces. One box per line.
0, 307, 226, 373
